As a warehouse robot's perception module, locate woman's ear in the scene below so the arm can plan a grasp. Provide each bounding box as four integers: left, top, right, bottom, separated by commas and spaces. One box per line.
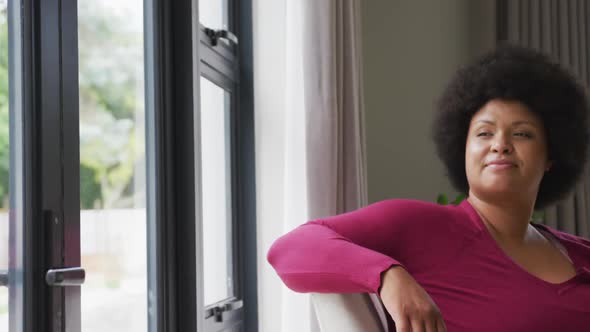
545, 160, 553, 171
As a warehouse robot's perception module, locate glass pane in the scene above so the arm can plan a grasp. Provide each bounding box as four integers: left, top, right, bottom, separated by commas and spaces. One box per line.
0, 0, 7, 329
200, 77, 234, 306
199, 0, 229, 30
78, 1, 146, 331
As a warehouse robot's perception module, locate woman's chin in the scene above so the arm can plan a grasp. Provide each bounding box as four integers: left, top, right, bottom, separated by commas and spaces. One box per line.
474, 182, 524, 196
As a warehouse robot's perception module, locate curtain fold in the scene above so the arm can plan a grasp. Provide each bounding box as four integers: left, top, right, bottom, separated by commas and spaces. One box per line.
302, 0, 368, 220
254, 0, 370, 331
499, 0, 590, 238
302, 1, 385, 331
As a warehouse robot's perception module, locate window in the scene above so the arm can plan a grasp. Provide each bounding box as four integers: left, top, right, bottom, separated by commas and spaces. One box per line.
0, 1, 9, 329
78, 1, 147, 331
197, 1, 257, 330
2, 0, 255, 331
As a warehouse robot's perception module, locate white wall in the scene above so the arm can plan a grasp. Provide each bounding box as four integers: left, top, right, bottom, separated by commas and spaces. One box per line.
361, 1, 496, 203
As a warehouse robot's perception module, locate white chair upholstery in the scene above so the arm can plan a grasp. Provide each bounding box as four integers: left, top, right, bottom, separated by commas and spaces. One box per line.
311, 293, 388, 332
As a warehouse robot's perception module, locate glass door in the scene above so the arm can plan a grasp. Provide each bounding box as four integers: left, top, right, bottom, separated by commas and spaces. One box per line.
78, 1, 147, 331
0, 0, 10, 329
3, 0, 150, 331
0, 0, 251, 330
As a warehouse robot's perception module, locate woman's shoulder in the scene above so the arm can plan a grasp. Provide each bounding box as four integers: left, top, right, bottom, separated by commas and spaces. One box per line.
370, 198, 451, 212
371, 197, 468, 215
366, 199, 476, 271
533, 224, 590, 267
557, 230, 590, 246
368, 198, 475, 231
534, 223, 590, 247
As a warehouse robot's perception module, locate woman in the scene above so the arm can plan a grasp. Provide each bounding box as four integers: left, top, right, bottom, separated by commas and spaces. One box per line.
267, 45, 590, 332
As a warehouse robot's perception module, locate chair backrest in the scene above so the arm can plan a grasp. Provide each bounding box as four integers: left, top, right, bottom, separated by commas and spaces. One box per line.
310, 293, 388, 332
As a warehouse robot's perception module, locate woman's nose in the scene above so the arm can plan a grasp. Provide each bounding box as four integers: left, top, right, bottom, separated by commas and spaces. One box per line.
491, 135, 513, 154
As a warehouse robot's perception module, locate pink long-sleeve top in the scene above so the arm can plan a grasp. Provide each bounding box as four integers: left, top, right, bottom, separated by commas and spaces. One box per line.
267, 199, 590, 331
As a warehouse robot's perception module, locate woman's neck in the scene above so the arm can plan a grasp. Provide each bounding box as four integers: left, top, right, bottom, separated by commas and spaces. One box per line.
467, 192, 538, 246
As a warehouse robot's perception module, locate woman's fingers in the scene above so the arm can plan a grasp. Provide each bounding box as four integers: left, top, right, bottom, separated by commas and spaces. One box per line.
425, 317, 438, 332
395, 315, 446, 332
425, 312, 446, 332
397, 315, 444, 332
381, 267, 447, 332
395, 316, 412, 332
410, 319, 425, 332
436, 317, 447, 332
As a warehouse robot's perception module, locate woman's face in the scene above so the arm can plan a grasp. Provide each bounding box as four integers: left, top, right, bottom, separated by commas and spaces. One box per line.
465, 99, 552, 202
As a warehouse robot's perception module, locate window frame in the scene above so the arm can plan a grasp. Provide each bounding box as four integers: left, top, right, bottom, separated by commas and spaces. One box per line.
197, 0, 257, 330
234, 1, 258, 330
6, 0, 256, 330
8, 0, 81, 330
195, 0, 258, 332
145, 0, 257, 331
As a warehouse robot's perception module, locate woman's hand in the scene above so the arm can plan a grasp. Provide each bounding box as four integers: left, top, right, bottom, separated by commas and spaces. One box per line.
379, 266, 447, 332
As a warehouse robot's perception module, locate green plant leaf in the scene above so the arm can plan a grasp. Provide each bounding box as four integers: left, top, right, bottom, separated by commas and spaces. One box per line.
436, 194, 448, 205
451, 193, 467, 205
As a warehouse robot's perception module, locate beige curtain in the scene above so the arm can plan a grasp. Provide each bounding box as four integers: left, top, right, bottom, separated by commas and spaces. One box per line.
302, 1, 388, 331
303, 0, 367, 221
498, 0, 590, 238
254, 0, 375, 330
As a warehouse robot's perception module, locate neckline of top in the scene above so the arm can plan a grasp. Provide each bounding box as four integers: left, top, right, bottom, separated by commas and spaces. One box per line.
457, 199, 590, 287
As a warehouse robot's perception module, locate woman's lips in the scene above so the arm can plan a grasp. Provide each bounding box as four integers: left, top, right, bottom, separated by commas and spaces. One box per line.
486, 163, 515, 170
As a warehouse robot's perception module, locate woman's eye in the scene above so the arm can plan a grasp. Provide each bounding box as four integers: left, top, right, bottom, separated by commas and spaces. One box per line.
514, 132, 532, 138
477, 132, 491, 137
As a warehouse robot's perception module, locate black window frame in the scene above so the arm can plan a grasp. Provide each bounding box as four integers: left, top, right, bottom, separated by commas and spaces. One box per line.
145, 0, 257, 331
8, 0, 81, 330
197, 0, 257, 330
5, 0, 256, 330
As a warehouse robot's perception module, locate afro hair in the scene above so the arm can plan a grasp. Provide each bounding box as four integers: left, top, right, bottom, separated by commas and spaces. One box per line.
432, 44, 590, 209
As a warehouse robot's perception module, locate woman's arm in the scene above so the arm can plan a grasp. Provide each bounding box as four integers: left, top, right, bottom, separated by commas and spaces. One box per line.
267, 199, 442, 294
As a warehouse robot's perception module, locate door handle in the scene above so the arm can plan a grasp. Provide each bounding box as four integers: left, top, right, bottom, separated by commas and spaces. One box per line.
45, 267, 85, 286
0, 270, 7, 287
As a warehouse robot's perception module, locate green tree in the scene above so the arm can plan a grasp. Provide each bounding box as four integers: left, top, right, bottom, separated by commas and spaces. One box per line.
78, 1, 145, 209
0, 3, 144, 209
0, 12, 10, 209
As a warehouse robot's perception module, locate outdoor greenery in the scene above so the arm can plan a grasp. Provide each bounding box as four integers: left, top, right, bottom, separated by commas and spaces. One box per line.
0, 3, 144, 209
0, 11, 8, 208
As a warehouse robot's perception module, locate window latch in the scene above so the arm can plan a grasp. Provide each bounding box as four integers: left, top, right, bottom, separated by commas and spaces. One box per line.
204, 28, 238, 47
206, 300, 244, 322
212, 306, 224, 322
46, 267, 86, 286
